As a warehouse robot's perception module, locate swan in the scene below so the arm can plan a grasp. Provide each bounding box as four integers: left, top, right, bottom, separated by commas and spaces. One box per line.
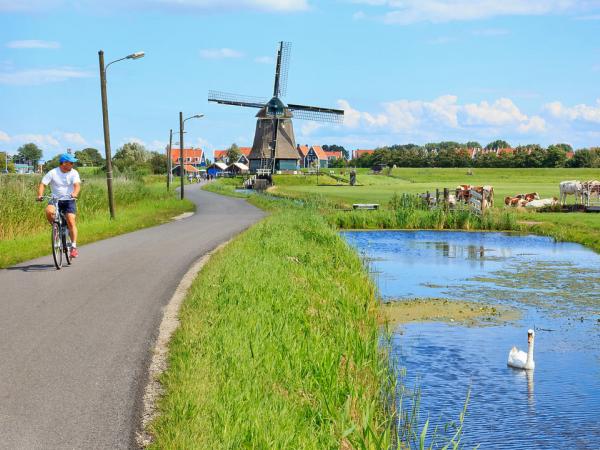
508, 329, 535, 370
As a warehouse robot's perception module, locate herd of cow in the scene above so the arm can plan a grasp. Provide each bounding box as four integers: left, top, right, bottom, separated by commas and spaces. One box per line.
503, 180, 600, 209
421, 180, 599, 212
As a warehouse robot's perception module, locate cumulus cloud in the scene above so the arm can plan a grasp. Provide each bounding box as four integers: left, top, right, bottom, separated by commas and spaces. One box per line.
0, 67, 92, 85
0, 0, 309, 13
200, 48, 244, 59
544, 99, 600, 123
337, 95, 547, 136
6, 40, 60, 49
350, 0, 583, 24
0, 131, 93, 153
254, 56, 274, 64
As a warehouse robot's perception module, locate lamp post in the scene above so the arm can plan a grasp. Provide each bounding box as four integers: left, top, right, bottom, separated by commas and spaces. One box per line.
98, 49, 145, 219
179, 113, 204, 200
167, 129, 173, 190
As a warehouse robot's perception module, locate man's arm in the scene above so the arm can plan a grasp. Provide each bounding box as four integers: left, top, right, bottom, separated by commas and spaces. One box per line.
72, 182, 81, 199
37, 182, 46, 200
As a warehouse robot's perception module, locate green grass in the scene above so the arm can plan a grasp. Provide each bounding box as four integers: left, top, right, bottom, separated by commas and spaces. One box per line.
149, 206, 396, 449
0, 174, 194, 268
269, 168, 600, 253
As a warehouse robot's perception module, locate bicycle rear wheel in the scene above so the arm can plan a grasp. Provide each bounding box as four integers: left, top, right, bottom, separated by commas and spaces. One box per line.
52, 222, 63, 269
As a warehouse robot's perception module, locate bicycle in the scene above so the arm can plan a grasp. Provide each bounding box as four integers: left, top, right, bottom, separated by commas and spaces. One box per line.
40, 195, 76, 270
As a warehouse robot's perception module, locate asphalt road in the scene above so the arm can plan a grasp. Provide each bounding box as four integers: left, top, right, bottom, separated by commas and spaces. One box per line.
0, 184, 265, 449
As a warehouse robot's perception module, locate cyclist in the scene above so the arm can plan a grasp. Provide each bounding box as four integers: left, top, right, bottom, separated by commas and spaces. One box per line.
37, 153, 81, 258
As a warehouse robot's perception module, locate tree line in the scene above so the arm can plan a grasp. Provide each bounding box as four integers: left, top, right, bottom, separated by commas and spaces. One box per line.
350, 141, 600, 169
1, 142, 169, 175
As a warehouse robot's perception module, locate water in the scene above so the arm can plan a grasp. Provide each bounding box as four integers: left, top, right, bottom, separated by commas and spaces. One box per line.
342, 230, 600, 449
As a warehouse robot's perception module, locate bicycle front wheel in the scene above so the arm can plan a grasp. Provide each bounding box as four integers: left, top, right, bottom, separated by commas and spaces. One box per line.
52, 222, 63, 270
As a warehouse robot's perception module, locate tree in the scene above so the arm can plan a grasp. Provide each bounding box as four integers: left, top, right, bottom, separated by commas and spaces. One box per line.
464, 141, 482, 149
485, 140, 510, 150
17, 142, 43, 166
113, 142, 150, 172
226, 143, 241, 164
44, 154, 62, 171
322, 144, 349, 160
75, 148, 104, 167
148, 152, 167, 174
544, 145, 567, 168
0, 151, 15, 173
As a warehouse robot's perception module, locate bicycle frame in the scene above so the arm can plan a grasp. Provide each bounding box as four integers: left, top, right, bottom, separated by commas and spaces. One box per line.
40, 195, 76, 269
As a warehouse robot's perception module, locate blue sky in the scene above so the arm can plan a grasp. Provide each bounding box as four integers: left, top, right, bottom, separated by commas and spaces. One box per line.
1, 0, 599, 161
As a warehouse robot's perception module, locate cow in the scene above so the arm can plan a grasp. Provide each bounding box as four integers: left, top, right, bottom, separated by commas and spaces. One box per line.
559, 180, 583, 205
582, 180, 600, 206
525, 197, 558, 209
524, 192, 540, 202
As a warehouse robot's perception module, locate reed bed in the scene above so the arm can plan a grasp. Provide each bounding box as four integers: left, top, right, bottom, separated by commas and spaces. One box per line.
0, 174, 166, 241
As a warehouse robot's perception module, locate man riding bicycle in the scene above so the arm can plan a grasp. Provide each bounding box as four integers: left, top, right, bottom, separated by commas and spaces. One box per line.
37, 153, 81, 258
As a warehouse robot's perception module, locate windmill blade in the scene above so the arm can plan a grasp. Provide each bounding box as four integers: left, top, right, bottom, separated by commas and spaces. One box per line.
208, 90, 267, 109
276, 41, 291, 98
287, 103, 344, 124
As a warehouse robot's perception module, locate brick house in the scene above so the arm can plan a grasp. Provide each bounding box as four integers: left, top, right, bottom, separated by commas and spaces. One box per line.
170, 148, 205, 175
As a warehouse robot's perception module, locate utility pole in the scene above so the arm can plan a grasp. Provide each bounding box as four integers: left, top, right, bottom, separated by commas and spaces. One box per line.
179, 112, 184, 200
167, 129, 173, 190
98, 50, 116, 219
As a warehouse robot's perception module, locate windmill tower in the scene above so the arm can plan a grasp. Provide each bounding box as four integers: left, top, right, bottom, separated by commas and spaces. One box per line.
208, 42, 344, 175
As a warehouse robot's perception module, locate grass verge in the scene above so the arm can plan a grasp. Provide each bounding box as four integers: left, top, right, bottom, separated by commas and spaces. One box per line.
149, 206, 396, 449
0, 176, 194, 268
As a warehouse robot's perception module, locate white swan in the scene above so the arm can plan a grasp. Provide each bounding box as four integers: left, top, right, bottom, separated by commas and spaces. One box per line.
508, 329, 535, 370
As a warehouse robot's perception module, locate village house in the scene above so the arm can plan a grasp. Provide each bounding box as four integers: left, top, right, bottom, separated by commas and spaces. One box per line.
324, 149, 344, 162
297, 145, 328, 168
213, 147, 252, 165
170, 147, 206, 175
351, 149, 375, 160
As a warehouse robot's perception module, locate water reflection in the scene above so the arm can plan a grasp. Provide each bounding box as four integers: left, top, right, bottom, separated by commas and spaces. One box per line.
343, 230, 600, 449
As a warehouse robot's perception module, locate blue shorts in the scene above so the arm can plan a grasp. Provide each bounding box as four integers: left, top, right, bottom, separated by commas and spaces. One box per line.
54, 199, 77, 215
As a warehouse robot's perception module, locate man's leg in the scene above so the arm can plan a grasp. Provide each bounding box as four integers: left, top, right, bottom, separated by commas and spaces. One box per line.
65, 213, 78, 244
45, 204, 56, 224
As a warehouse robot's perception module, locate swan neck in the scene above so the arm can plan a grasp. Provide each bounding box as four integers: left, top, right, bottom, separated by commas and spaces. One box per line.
526, 339, 534, 364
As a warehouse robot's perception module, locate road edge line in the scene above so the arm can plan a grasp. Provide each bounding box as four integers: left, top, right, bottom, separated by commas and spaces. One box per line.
135, 239, 231, 448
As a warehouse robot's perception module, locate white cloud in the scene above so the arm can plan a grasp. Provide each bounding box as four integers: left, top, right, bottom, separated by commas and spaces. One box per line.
0, 67, 92, 85
472, 28, 510, 36
200, 48, 244, 59
0, 0, 309, 13
337, 95, 547, 137
6, 40, 60, 49
544, 99, 600, 123
254, 56, 274, 64
0, 130, 93, 153
62, 132, 87, 146
300, 121, 324, 136
350, 0, 582, 24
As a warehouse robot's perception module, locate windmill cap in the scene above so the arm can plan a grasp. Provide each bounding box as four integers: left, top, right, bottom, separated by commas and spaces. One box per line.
59, 153, 78, 163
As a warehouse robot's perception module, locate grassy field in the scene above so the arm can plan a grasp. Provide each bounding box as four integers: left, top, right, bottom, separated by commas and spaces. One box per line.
149, 202, 397, 449
0, 174, 194, 268
270, 168, 600, 207
265, 168, 600, 252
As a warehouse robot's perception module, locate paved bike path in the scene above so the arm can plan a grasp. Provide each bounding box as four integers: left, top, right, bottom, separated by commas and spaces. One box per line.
0, 184, 265, 449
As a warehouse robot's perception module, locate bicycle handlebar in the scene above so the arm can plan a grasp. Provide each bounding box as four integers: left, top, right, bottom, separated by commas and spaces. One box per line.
38, 195, 78, 202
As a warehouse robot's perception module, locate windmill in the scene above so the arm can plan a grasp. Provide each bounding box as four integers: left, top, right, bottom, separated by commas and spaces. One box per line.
208, 41, 344, 175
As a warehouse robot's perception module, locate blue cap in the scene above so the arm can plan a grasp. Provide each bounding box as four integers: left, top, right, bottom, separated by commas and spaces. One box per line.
59, 153, 78, 163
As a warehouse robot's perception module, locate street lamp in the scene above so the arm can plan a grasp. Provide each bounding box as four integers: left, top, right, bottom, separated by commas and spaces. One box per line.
98, 49, 145, 219
179, 113, 204, 200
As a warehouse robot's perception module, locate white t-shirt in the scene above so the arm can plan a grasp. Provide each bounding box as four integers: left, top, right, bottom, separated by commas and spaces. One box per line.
41, 167, 81, 199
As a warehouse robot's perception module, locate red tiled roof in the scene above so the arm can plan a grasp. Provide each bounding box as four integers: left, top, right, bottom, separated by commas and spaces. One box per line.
183, 164, 199, 172
325, 150, 343, 158
566, 151, 574, 159
297, 145, 309, 157
171, 148, 203, 162
310, 145, 328, 160
214, 147, 251, 160
352, 149, 374, 159
497, 148, 514, 155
